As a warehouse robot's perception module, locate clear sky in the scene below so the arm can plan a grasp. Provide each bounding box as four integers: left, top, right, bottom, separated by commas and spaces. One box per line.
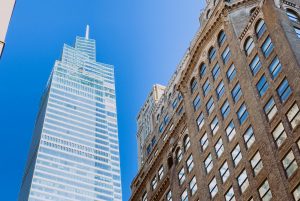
0, 0, 204, 200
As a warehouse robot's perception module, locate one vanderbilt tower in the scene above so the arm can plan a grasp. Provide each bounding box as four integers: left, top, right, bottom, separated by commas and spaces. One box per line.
19, 26, 122, 201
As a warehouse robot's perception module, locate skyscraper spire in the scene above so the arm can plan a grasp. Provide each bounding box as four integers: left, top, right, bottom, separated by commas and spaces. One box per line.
85, 25, 90, 39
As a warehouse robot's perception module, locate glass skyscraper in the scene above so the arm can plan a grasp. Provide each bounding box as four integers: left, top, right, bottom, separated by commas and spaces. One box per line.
19, 26, 122, 201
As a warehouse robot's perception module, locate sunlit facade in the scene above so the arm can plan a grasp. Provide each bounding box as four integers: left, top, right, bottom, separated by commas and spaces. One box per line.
19, 27, 122, 201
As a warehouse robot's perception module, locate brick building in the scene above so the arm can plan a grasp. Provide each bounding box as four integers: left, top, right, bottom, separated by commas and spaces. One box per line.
130, 0, 300, 200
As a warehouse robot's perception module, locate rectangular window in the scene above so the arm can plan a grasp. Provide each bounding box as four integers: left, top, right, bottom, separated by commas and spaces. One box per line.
259, 180, 272, 201
237, 103, 249, 125
203, 79, 211, 96
244, 126, 255, 149
206, 97, 215, 115
231, 83, 242, 103
151, 176, 157, 190
158, 165, 164, 180
215, 138, 224, 158
211, 116, 219, 135
220, 161, 230, 183
159, 123, 164, 133
226, 121, 236, 142
272, 122, 287, 148
227, 64, 236, 82
287, 103, 300, 129
205, 153, 213, 174
181, 189, 188, 201
212, 63, 220, 80
196, 112, 205, 130
293, 184, 300, 201
277, 78, 292, 102
216, 81, 225, 99
261, 36, 274, 57
222, 46, 231, 64
172, 98, 178, 109
264, 97, 278, 121
225, 187, 235, 201
164, 115, 169, 125
193, 95, 201, 111
249, 55, 262, 75
221, 100, 230, 119
295, 26, 300, 38
142, 192, 147, 201
232, 144, 242, 167
282, 150, 298, 178
237, 169, 249, 193
209, 177, 218, 198
269, 56, 282, 79
186, 155, 194, 173
166, 190, 172, 201
200, 133, 209, 151
178, 167, 186, 185
251, 151, 263, 176
189, 176, 198, 196
257, 75, 269, 97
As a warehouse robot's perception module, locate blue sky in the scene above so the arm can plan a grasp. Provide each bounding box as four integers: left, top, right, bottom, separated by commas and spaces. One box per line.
0, 0, 204, 200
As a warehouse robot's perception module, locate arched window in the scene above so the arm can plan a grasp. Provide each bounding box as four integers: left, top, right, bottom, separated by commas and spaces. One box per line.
184, 136, 191, 151
286, 9, 300, 23
176, 148, 183, 163
255, 19, 266, 38
244, 37, 255, 56
207, 9, 211, 19
200, 63, 207, 78
190, 78, 198, 94
218, 30, 227, 46
208, 47, 217, 62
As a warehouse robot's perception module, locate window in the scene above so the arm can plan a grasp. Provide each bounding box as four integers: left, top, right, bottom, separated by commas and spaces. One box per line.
184, 136, 191, 151
272, 122, 287, 148
244, 37, 255, 56
218, 30, 227, 46
193, 95, 201, 111
158, 165, 164, 180
232, 144, 242, 167
177, 149, 183, 163
220, 161, 230, 183
244, 126, 255, 149
251, 151, 263, 176
186, 155, 194, 173
203, 79, 211, 96
189, 177, 198, 196
231, 83, 242, 103
205, 153, 213, 174
200, 133, 209, 151
237, 103, 249, 125
259, 180, 272, 201
256, 19, 266, 38
212, 63, 220, 80
178, 167, 186, 185
225, 187, 235, 201
249, 54, 262, 75
226, 121, 236, 142
209, 47, 217, 62
164, 115, 169, 125
178, 92, 183, 101
206, 97, 215, 115
282, 150, 298, 178
286, 9, 300, 23
277, 78, 292, 102
142, 192, 147, 201
181, 189, 188, 201
211, 116, 219, 135
190, 78, 198, 94
209, 177, 218, 198
151, 176, 158, 190
200, 63, 207, 78
256, 75, 269, 97
221, 100, 230, 119
264, 97, 278, 121
215, 138, 224, 157
166, 190, 172, 201
197, 112, 205, 130
159, 123, 164, 133
295, 26, 300, 38
147, 144, 151, 155
222, 46, 231, 64
172, 98, 178, 109
293, 184, 300, 201
237, 170, 249, 193
261, 36, 274, 57
287, 103, 300, 129
269, 56, 282, 79
216, 81, 225, 99
227, 64, 236, 82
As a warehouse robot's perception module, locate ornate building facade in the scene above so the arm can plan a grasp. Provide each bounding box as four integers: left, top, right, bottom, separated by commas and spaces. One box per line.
130, 0, 300, 200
